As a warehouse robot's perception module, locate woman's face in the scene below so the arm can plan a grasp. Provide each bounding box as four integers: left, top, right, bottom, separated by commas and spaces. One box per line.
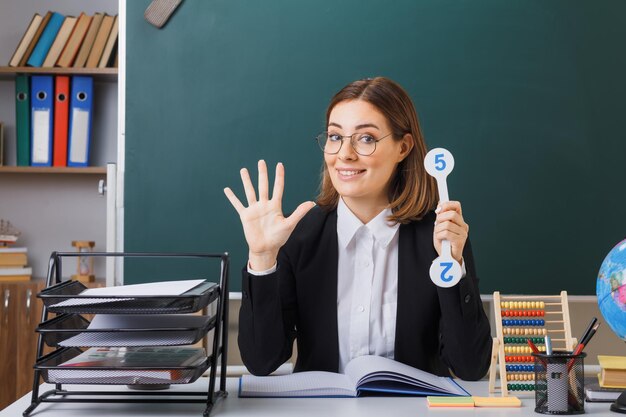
325, 99, 409, 208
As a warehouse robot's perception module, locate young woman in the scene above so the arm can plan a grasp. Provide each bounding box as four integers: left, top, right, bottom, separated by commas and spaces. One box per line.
224, 77, 491, 380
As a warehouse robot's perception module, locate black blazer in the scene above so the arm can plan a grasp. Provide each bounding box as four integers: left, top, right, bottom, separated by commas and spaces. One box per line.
239, 206, 492, 380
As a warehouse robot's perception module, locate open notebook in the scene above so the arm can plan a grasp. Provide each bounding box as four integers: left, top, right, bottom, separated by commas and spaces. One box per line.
239, 355, 469, 398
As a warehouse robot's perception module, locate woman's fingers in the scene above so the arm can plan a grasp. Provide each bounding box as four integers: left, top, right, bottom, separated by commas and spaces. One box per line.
223, 187, 245, 214
436, 200, 462, 216
272, 162, 285, 202
240, 168, 257, 205
286, 201, 316, 229
258, 160, 269, 201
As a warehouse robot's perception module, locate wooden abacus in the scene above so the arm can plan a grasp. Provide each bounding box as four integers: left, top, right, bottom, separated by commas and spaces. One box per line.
488, 291, 576, 396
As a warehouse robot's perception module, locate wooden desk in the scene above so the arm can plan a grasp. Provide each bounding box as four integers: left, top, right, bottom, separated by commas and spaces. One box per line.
0, 377, 618, 417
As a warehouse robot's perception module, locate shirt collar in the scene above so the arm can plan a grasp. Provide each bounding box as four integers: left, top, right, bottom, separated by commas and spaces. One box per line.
337, 198, 400, 249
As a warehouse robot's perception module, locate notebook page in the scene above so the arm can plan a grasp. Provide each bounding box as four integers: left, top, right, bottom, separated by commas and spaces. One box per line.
344, 355, 466, 395
239, 371, 355, 397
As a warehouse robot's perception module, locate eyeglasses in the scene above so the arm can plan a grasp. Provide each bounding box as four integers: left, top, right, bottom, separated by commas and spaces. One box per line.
315, 131, 393, 156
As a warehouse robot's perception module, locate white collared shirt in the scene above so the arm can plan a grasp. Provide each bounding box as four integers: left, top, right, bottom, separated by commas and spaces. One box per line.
336, 198, 400, 372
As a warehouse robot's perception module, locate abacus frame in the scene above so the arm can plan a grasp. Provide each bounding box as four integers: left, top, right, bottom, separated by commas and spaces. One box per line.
488, 291, 576, 396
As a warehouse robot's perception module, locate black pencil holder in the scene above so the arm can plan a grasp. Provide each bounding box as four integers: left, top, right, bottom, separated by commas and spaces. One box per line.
533, 351, 586, 415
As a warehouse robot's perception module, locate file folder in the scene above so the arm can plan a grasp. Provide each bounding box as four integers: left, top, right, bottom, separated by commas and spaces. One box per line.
15, 75, 30, 166
53, 76, 70, 166
30, 75, 54, 166
68, 76, 93, 167
27, 12, 65, 67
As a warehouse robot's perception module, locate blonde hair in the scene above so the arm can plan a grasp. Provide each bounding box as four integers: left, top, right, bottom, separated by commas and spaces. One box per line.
316, 77, 438, 223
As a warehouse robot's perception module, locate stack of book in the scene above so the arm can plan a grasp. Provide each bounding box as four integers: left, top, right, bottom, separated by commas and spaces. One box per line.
8, 11, 119, 69
0, 247, 32, 282
599, 355, 626, 388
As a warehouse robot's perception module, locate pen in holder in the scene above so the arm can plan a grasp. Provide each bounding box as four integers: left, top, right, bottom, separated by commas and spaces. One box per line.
533, 351, 586, 415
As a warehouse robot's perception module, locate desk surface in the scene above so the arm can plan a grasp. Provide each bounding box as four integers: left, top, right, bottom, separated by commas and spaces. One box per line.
0, 378, 617, 417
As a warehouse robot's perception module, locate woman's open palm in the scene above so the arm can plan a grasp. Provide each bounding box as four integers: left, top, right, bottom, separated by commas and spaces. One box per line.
224, 160, 315, 269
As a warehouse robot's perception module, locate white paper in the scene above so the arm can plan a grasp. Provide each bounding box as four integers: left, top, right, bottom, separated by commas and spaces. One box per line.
79, 279, 205, 296
69, 108, 89, 163
59, 314, 209, 347
32, 109, 50, 163
50, 279, 205, 308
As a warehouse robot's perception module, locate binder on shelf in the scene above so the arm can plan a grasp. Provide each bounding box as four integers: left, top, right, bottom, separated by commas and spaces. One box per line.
57, 13, 92, 68
26, 12, 65, 67
73, 13, 102, 68
15, 74, 31, 166
67, 76, 93, 167
19, 11, 52, 67
9, 13, 43, 67
30, 75, 54, 166
53, 76, 70, 167
42, 16, 77, 68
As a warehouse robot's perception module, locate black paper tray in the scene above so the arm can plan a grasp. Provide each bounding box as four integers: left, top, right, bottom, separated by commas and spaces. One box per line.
36, 313, 216, 347
38, 280, 219, 314
35, 347, 210, 385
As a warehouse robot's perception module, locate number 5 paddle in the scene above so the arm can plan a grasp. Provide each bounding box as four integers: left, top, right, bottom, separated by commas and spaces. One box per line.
424, 148, 462, 288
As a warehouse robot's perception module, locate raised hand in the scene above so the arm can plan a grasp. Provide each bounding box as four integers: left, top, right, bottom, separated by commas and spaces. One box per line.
224, 160, 316, 270
433, 201, 469, 264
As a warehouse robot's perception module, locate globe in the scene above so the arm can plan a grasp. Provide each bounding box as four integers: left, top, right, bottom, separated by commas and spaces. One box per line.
597, 238, 626, 341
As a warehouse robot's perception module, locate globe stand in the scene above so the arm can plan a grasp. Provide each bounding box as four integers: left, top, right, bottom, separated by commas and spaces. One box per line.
611, 391, 626, 413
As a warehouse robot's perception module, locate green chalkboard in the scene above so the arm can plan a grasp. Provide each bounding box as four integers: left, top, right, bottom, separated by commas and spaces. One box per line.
125, 0, 626, 294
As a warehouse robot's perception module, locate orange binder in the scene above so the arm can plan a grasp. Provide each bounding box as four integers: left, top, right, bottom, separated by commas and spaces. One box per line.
53, 76, 70, 166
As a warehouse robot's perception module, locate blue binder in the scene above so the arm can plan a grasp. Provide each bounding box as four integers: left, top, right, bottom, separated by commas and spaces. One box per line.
30, 75, 54, 166
68, 76, 93, 167
26, 12, 65, 67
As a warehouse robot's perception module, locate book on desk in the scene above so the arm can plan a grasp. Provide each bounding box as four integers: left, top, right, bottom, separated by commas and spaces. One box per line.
239, 355, 469, 398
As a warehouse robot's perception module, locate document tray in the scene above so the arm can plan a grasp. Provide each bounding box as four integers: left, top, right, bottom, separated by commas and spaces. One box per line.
35, 347, 210, 385
38, 280, 219, 314
37, 313, 216, 347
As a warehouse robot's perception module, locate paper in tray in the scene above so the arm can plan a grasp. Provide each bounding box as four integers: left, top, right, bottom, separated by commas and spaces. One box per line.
38, 280, 220, 314
35, 347, 210, 385
37, 313, 216, 347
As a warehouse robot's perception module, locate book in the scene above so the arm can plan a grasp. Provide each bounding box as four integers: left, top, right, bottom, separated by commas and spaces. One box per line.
85, 14, 114, 68
9, 13, 43, 67
73, 13, 103, 68
98, 15, 118, 68
18, 11, 52, 67
0, 266, 32, 282
26, 12, 65, 67
239, 355, 469, 398
0, 247, 28, 267
56, 13, 92, 68
586, 380, 624, 402
42, 16, 77, 67
48, 346, 206, 383
599, 355, 626, 388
